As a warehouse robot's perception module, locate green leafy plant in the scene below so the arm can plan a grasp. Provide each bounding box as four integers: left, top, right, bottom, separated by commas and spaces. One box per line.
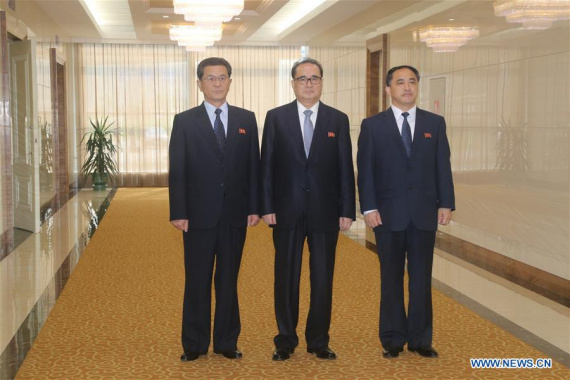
80, 116, 119, 189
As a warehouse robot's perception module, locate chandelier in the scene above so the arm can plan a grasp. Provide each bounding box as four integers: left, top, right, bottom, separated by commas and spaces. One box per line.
169, 25, 223, 51
173, 0, 244, 26
169, 0, 244, 51
415, 26, 480, 53
494, 0, 570, 29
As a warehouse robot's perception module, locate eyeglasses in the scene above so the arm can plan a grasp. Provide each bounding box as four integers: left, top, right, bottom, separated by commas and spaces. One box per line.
294, 76, 322, 85
202, 75, 228, 83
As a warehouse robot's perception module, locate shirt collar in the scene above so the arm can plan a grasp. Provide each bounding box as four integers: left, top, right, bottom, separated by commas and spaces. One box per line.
203, 100, 228, 115
297, 100, 320, 115
391, 104, 417, 120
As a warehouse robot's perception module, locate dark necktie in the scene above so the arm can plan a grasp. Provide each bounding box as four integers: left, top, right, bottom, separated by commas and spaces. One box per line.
401, 111, 412, 157
303, 110, 314, 157
214, 108, 226, 154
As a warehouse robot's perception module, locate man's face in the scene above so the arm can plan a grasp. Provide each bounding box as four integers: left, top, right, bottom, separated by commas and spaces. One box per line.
291, 63, 323, 107
197, 65, 232, 107
385, 68, 418, 110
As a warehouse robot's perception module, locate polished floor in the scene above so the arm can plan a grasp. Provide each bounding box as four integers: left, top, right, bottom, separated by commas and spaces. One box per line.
0, 188, 568, 379
0, 189, 113, 379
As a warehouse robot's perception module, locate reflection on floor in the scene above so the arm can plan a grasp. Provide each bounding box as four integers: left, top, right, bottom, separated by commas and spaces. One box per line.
12, 229, 32, 251
0, 188, 568, 379
0, 189, 114, 380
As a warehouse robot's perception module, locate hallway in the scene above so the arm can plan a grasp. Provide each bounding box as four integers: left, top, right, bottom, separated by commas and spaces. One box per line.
2, 188, 568, 378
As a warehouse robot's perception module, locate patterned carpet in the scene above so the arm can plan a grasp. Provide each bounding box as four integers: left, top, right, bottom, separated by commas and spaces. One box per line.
16, 188, 568, 379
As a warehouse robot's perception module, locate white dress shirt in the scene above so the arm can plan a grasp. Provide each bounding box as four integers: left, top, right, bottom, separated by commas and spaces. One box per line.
391, 104, 417, 141
203, 100, 229, 136
297, 101, 319, 143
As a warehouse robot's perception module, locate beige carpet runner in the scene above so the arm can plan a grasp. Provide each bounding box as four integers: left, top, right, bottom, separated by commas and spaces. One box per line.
16, 188, 568, 379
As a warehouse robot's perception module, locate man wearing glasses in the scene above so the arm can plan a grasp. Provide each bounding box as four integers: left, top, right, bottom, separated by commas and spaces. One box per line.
169, 57, 260, 361
260, 58, 355, 361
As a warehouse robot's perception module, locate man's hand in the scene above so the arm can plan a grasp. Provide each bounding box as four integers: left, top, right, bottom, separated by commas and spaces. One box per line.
262, 213, 277, 225
339, 217, 353, 231
248, 214, 261, 227
171, 219, 188, 232
438, 208, 452, 225
364, 211, 382, 228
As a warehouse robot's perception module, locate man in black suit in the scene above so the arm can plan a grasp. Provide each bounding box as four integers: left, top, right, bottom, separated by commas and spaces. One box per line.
357, 65, 455, 359
169, 57, 260, 361
261, 58, 355, 361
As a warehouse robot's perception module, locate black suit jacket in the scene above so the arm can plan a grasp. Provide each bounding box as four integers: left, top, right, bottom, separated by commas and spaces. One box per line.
169, 103, 260, 229
357, 107, 455, 232
260, 101, 355, 232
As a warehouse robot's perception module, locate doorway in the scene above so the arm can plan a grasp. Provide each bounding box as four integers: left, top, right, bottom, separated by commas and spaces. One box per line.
366, 34, 389, 117
51, 49, 69, 209
10, 39, 40, 233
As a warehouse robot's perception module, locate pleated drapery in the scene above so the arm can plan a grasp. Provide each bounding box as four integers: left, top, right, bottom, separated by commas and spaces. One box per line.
78, 44, 304, 186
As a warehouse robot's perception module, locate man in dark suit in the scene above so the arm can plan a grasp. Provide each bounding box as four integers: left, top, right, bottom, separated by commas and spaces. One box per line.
357, 65, 455, 359
169, 57, 260, 362
261, 58, 355, 361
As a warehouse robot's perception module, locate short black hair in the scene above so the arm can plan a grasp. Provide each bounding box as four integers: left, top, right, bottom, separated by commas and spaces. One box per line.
291, 57, 323, 79
197, 57, 232, 80
385, 65, 420, 87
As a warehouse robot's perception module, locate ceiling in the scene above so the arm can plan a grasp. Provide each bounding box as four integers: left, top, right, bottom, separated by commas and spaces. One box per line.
22, 0, 570, 48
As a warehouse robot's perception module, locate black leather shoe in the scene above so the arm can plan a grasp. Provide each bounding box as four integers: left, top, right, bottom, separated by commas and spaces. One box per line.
272, 347, 295, 361
214, 349, 243, 359
307, 347, 337, 360
180, 352, 200, 361
382, 346, 403, 358
408, 346, 438, 358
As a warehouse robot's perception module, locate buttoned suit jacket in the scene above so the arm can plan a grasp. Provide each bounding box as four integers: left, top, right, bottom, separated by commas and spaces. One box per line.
169, 103, 260, 229
260, 100, 355, 232
357, 107, 455, 232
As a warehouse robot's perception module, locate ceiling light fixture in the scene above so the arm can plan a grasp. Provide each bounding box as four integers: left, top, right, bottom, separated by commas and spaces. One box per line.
184, 45, 208, 52
173, 0, 244, 26
169, 24, 223, 51
415, 26, 480, 53
493, 0, 570, 29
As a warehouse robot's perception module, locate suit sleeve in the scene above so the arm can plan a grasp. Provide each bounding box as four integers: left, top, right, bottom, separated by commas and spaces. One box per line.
168, 114, 188, 221
260, 110, 275, 216
356, 118, 378, 214
338, 113, 356, 220
435, 117, 455, 210
248, 112, 260, 215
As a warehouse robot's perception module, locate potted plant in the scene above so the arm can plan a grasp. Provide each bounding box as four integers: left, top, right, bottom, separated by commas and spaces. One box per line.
80, 116, 119, 191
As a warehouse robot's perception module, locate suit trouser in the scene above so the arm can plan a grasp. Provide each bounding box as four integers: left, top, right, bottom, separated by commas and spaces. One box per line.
374, 223, 436, 349
273, 218, 339, 351
181, 211, 246, 354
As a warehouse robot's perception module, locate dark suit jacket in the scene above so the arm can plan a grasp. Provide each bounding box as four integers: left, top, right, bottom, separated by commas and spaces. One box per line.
260, 101, 355, 232
357, 107, 455, 232
169, 103, 259, 229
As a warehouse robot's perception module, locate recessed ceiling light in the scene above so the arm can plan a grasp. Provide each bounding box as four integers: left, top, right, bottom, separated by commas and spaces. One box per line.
163, 15, 169, 18
449, 18, 455, 21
